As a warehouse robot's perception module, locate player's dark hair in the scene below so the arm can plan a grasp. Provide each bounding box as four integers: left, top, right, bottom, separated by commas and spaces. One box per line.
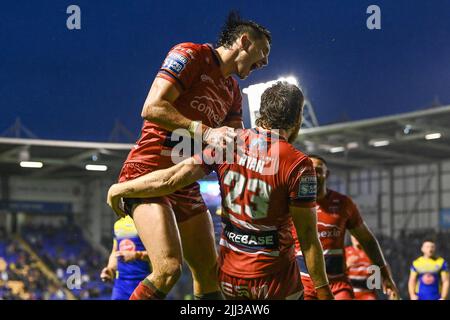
422, 239, 435, 244
308, 154, 328, 166
256, 81, 304, 131
217, 11, 271, 48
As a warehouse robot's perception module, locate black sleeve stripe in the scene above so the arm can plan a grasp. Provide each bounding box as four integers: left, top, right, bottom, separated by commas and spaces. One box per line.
158, 69, 186, 91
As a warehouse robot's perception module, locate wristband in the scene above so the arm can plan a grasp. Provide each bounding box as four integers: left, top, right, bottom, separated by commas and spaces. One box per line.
188, 121, 201, 137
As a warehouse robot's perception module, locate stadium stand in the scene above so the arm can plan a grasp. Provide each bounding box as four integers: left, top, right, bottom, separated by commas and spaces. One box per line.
21, 223, 113, 300
0, 227, 68, 299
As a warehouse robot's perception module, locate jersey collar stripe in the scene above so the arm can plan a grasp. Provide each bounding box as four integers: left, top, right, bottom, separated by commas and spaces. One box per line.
206, 44, 221, 66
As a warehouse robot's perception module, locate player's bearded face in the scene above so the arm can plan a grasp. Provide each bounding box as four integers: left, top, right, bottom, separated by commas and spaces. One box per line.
287, 119, 302, 143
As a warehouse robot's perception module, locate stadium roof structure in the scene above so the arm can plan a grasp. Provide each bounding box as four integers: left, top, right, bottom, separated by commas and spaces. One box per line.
295, 104, 450, 169
1, 104, 450, 177
0, 138, 133, 178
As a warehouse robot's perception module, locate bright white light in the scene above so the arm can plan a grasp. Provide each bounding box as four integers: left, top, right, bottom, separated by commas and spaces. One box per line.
243, 76, 300, 127
347, 142, 359, 149
20, 161, 43, 168
85, 164, 108, 171
278, 76, 298, 86
425, 133, 442, 140
329, 146, 345, 153
370, 140, 390, 147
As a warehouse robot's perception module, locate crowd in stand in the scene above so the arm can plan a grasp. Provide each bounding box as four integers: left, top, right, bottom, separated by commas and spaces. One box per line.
0, 227, 67, 300
21, 223, 113, 300
1, 220, 449, 300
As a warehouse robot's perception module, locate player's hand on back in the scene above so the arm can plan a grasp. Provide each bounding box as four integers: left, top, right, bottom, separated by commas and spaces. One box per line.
107, 184, 127, 218
202, 126, 236, 149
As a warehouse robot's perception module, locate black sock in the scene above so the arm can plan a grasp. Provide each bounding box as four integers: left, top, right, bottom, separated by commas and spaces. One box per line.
194, 291, 224, 300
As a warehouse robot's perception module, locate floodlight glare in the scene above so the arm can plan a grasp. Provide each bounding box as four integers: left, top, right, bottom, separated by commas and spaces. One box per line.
370, 140, 390, 147
85, 164, 108, 171
329, 146, 345, 153
347, 142, 359, 149
243, 76, 300, 127
277, 76, 298, 86
20, 161, 43, 168
425, 133, 442, 140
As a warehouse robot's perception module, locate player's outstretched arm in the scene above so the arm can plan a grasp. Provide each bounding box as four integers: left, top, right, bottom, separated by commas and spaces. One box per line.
291, 206, 334, 300
408, 271, 419, 300
441, 270, 449, 300
107, 157, 207, 217
350, 223, 400, 299
100, 240, 118, 282
142, 78, 236, 147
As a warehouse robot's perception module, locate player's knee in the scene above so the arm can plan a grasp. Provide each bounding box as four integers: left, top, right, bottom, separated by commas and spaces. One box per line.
192, 260, 218, 283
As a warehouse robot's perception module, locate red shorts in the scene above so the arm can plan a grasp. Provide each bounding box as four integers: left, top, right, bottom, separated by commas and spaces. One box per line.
354, 291, 377, 300
218, 259, 303, 300
301, 276, 355, 300
118, 162, 208, 223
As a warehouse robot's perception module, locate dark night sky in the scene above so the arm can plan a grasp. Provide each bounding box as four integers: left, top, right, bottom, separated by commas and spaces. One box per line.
1, 0, 449, 142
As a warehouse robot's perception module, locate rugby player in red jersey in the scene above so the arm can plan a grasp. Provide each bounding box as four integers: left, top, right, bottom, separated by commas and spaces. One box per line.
117, 11, 271, 300
292, 155, 399, 300
108, 82, 334, 300
345, 236, 378, 300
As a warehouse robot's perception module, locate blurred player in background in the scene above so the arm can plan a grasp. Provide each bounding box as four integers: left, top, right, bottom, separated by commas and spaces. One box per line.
108, 82, 334, 300
100, 216, 151, 300
345, 235, 377, 300
408, 240, 449, 300
293, 155, 399, 300
117, 11, 271, 300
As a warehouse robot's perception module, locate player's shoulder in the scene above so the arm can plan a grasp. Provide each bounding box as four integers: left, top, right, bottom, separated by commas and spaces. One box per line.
435, 256, 447, 266
328, 189, 355, 205
326, 188, 346, 200
278, 140, 310, 167
413, 256, 424, 265
113, 218, 122, 229
170, 42, 210, 57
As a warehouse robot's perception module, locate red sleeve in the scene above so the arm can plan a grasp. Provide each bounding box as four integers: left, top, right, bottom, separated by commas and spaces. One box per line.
287, 157, 317, 208
223, 80, 243, 124
345, 197, 364, 229
156, 43, 202, 92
